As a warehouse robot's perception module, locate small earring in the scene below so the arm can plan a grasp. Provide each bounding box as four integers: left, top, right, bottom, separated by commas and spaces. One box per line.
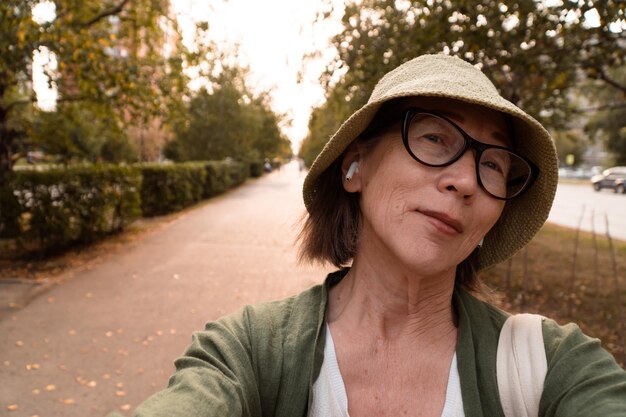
345, 161, 359, 181
477, 238, 484, 248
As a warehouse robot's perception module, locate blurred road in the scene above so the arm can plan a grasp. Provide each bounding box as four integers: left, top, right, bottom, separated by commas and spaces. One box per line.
548, 182, 626, 241
0, 161, 327, 417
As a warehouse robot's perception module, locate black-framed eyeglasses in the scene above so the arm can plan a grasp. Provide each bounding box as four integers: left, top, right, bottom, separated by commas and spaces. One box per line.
401, 108, 539, 200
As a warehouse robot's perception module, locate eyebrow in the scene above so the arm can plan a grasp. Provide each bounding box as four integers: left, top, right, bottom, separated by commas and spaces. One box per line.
438, 109, 512, 146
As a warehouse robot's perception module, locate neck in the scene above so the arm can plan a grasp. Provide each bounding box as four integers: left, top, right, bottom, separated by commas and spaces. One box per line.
327, 255, 457, 342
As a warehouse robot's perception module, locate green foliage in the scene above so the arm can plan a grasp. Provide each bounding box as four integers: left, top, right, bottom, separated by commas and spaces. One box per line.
3, 165, 142, 251
139, 163, 206, 217
553, 130, 586, 168
31, 103, 137, 163
164, 66, 292, 163
0, 173, 22, 238
299, 83, 353, 166
300, 0, 625, 165
582, 65, 626, 165
139, 160, 250, 217
0, 0, 208, 182
249, 160, 264, 178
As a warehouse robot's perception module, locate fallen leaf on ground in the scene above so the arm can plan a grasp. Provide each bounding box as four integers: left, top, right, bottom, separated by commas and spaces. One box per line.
62, 398, 76, 405
26, 363, 40, 370
105, 331, 114, 337
116, 390, 126, 397
45, 384, 56, 391
15, 341, 23, 347
120, 404, 132, 411
7, 404, 18, 411
32, 388, 40, 394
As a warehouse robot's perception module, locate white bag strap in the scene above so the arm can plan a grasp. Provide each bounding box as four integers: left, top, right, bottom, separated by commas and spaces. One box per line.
496, 313, 547, 417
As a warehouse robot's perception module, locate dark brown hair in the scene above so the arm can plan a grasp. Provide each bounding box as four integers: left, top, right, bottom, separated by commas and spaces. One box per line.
298, 99, 483, 291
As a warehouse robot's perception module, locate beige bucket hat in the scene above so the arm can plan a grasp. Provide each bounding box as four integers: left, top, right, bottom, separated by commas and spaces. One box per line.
303, 54, 558, 270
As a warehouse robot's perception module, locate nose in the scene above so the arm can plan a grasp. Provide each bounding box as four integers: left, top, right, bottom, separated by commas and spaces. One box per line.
437, 150, 479, 199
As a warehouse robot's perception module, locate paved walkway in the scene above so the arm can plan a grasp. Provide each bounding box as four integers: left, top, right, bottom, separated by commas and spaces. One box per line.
0, 161, 327, 417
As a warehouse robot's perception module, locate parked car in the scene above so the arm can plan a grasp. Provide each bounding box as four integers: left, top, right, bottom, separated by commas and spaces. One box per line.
591, 166, 626, 193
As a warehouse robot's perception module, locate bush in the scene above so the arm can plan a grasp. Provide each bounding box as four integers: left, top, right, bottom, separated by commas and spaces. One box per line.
1, 159, 255, 254
6, 165, 142, 252
225, 160, 249, 187
249, 161, 263, 178
202, 160, 249, 198
139, 163, 206, 217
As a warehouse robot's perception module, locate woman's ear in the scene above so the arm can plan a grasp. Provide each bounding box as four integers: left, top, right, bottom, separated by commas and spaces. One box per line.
341, 144, 362, 192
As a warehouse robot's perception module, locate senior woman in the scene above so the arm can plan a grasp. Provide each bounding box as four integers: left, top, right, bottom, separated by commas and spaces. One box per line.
128, 55, 626, 417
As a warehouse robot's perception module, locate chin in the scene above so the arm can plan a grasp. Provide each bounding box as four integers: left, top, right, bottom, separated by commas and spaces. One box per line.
399, 247, 459, 278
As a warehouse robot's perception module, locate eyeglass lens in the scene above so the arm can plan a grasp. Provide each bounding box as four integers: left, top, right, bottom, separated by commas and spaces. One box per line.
404, 113, 533, 199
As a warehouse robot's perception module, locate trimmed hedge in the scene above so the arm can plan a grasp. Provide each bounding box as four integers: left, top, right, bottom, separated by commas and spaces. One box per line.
139, 160, 250, 217
139, 163, 207, 217
0, 159, 257, 253
249, 161, 264, 178
2, 165, 142, 251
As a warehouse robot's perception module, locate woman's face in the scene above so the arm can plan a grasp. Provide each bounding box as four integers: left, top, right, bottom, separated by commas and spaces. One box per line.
344, 97, 509, 277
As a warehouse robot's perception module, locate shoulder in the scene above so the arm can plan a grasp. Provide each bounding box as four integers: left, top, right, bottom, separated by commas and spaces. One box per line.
539, 318, 626, 415
540, 317, 621, 370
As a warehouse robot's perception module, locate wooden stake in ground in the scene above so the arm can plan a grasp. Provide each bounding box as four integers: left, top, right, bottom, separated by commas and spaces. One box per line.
590, 209, 599, 319
521, 246, 529, 310
568, 205, 585, 318
605, 213, 625, 366
504, 256, 513, 291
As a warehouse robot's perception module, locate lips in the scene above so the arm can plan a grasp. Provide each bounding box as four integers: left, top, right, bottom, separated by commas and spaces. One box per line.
419, 210, 464, 234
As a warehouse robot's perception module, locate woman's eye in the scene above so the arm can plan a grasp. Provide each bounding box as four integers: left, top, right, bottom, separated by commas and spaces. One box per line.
422, 134, 442, 143
482, 160, 503, 173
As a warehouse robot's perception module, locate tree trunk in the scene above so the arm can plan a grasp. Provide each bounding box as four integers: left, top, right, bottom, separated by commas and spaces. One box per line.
0, 120, 19, 238
0, 112, 15, 189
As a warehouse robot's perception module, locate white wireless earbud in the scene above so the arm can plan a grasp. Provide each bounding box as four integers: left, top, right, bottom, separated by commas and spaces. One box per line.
345, 161, 359, 181
477, 238, 484, 248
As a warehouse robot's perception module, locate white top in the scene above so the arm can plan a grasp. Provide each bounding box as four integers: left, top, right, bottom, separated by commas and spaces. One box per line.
310, 325, 465, 417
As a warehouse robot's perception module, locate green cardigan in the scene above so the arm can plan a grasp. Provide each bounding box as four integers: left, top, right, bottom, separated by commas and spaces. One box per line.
132, 270, 626, 416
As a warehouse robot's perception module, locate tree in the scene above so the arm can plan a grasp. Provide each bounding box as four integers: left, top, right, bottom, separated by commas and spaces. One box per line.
30, 103, 137, 164
164, 66, 291, 163
300, 0, 625, 164
581, 65, 626, 165
0, 0, 210, 184
552, 130, 586, 168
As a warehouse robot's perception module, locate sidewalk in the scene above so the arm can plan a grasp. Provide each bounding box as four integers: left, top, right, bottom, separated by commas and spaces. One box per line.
0, 161, 327, 417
